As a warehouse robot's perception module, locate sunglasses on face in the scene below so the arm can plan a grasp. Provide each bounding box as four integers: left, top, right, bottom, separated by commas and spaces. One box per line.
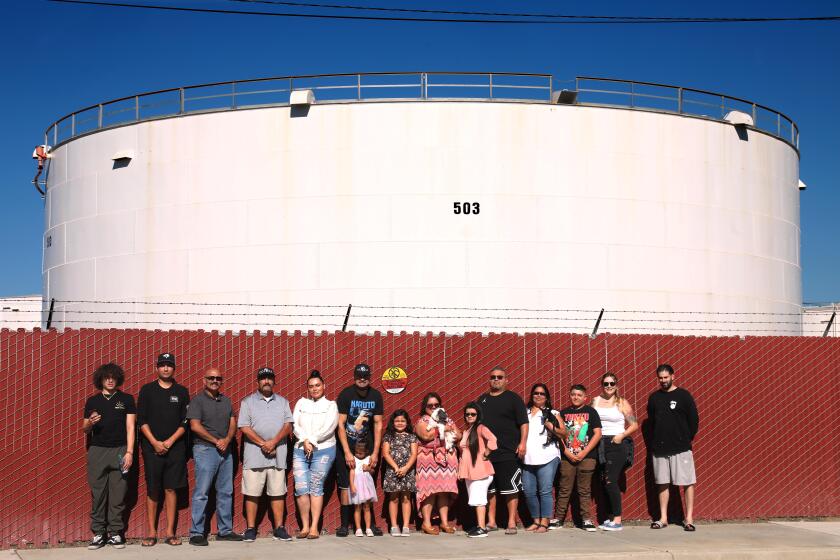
426, 403, 440, 409
206, 376, 223, 382
490, 375, 505, 380
464, 412, 477, 417
603, 381, 616, 387
532, 391, 546, 396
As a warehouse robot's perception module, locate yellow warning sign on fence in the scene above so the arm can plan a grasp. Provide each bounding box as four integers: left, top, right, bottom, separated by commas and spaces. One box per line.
381, 367, 408, 394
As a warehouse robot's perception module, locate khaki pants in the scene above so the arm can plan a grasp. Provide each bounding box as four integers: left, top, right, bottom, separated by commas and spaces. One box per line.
87, 445, 127, 534
554, 457, 596, 523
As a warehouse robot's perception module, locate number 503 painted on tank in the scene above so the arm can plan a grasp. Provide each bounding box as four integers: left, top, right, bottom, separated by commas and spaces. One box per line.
453, 202, 480, 215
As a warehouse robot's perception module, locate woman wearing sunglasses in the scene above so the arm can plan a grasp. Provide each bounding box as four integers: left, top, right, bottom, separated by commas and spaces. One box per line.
458, 402, 497, 538
414, 392, 461, 535
522, 384, 566, 533
592, 372, 638, 531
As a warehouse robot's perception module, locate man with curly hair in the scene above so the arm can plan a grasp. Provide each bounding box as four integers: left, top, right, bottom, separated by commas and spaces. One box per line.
83, 363, 136, 550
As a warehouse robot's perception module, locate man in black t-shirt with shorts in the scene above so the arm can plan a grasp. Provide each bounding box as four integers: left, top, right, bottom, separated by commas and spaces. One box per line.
477, 366, 529, 534
335, 363, 384, 536
647, 364, 699, 532
137, 352, 190, 546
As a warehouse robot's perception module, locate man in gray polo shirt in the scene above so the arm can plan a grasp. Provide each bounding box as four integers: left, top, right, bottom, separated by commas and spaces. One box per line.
186, 368, 242, 546
238, 367, 294, 542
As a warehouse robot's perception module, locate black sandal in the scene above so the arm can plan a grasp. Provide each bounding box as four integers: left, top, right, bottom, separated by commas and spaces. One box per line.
683, 523, 696, 532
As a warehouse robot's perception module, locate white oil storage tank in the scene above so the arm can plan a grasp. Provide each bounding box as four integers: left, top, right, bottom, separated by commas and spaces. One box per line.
39, 73, 803, 335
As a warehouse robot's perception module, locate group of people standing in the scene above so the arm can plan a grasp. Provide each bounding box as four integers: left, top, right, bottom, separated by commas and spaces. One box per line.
83, 356, 700, 550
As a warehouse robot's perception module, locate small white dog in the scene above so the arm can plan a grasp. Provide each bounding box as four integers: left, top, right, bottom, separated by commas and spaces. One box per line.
427, 407, 457, 451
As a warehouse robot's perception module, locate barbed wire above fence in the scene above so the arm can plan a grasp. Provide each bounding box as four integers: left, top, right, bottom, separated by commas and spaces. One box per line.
2, 297, 835, 336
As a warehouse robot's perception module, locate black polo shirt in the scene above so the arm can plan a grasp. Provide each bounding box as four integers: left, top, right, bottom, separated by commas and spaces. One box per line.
83, 390, 136, 447
186, 390, 234, 447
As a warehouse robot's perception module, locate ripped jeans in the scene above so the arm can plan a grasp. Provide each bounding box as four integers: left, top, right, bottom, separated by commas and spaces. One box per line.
292, 445, 336, 497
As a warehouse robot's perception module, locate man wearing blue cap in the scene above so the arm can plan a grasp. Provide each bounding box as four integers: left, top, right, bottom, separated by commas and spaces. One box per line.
238, 367, 294, 542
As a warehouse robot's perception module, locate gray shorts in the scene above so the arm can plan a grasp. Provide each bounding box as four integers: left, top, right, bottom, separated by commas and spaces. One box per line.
652, 451, 696, 486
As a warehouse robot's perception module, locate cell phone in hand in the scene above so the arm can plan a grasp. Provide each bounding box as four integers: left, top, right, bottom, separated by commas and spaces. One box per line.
118, 454, 129, 474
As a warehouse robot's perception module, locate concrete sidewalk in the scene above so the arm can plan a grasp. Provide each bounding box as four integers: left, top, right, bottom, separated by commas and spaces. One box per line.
8, 522, 840, 560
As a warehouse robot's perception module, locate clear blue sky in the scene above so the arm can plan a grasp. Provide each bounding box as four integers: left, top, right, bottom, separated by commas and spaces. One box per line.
1, 0, 838, 303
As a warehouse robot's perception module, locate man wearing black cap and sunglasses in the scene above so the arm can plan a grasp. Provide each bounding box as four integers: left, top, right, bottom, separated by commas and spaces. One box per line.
137, 353, 190, 547
335, 363, 384, 537
238, 367, 294, 542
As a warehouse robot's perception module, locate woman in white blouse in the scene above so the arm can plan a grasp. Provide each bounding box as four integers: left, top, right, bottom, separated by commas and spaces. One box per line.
523, 383, 566, 532
292, 370, 339, 539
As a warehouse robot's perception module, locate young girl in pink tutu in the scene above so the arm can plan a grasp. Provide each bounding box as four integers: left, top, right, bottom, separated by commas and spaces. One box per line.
350, 440, 378, 536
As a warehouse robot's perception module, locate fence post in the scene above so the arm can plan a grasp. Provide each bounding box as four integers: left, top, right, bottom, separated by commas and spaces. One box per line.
357, 74, 361, 100
232, 82, 237, 109
98, 104, 103, 129
824, 311, 836, 338
590, 308, 605, 339
135, 96, 140, 121
489, 73, 493, 100
46, 298, 56, 330
752, 103, 757, 125
678, 88, 683, 113
179, 88, 185, 114
342, 304, 353, 332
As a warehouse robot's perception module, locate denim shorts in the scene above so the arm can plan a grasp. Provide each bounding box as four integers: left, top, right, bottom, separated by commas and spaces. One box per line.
292, 445, 336, 497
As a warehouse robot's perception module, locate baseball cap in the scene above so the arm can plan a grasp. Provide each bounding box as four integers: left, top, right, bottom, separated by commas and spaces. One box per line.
257, 367, 276, 380
354, 363, 371, 377
156, 353, 176, 367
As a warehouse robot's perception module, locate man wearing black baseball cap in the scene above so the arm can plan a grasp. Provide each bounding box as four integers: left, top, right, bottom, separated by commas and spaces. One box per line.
238, 367, 294, 542
334, 363, 384, 536
137, 353, 190, 546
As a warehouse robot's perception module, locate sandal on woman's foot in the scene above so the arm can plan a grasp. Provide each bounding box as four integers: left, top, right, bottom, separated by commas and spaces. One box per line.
650, 521, 668, 529
524, 524, 539, 532
440, 525, 455, 534
505, 527, 518, 535
683, 523, 696, 532
141, 537, 157, 547
421, 525, 440, 535
164, 536, 181, 545
535, 524, 549, 533
485, 525, 499, 532
307, 532, 320, 539
296, 530, 309, 539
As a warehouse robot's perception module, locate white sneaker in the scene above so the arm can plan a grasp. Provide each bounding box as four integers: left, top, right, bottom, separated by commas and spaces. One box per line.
365, 528, 374, 537
390, 527, 400, 537
548, 519, 562, 530
401, 527, 410, 537
355, 528, 364, 537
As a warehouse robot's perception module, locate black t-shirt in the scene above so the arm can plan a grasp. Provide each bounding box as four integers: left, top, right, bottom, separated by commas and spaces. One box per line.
336, 386, 384, 448
647, 387, 699, 456
558, 405, 602, 461
137, 380, 190, 447
477, 390, 528, 462
84, 390, 136, 448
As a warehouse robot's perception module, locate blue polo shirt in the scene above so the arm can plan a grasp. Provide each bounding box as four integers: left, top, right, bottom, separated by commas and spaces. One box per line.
238, 392, 293, 469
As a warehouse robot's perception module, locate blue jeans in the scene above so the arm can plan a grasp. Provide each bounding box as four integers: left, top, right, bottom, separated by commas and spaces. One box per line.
292, 446, 336, 497
190, 445, 234, 537
522, 457, 559, 520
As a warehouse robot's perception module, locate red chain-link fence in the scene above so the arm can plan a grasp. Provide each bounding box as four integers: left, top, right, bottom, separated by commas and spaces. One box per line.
1, 328, 838, 547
